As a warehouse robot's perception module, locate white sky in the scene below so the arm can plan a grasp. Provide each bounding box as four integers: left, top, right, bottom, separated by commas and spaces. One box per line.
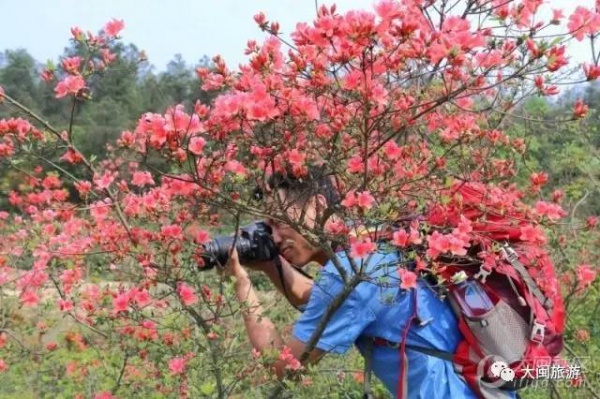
0, 0, 596, 72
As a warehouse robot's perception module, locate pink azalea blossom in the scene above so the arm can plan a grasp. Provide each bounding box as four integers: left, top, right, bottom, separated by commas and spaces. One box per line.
356, 191, 375, 209
131, 171, 155, 187
279, 345, 302, 370
104, 19, 125, 37
20, 290, 40, 307
350, 239, 376, 259
399, 269, 418, 290
169, 356, 187, 375
568, 6, 600, 41
519, 224, 547, 245
58, 299, 74, 312
177, 283, 198, 306
188, 136, 206, 155
54, 75, 85, 98
113, 292, 131, 313
392, 229, 409, 247
576, 264, 597, 291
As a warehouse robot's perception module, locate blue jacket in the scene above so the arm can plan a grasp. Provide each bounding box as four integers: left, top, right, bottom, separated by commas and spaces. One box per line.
293, 249, 516, 398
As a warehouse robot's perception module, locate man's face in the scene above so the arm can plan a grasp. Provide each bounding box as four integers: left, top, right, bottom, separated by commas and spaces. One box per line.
264, 188, 323, 266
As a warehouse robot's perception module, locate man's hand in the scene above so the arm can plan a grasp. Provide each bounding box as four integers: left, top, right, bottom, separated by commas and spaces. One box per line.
244, 258, 277, 272
220, 246, 249, 280
218, 246, 327, 384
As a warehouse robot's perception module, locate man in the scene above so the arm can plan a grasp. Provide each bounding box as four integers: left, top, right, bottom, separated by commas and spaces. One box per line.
221, 167, 514, 398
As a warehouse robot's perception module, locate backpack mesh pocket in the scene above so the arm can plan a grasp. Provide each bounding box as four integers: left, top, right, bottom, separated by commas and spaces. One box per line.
463, 300, 530, 364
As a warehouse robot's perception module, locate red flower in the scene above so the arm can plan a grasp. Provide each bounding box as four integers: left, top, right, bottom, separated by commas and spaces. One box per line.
177, 283, 198, 306
347, 156, 364, 173
575, 329, 590, 342
392, 229, 409, 247
188, 136, 206, 155
168, 357, 187, 375
356, 191, 375, 209
399, 269, 418, 290
113, 293, 130, 313
341, 190, 357, 208
104, 19, 125, 37
576, 264, 597, 291
519, 224, 547, 245
279, 345, 302, 370
568, 6, 600, 41
546, 46, 568, 72
530, 172, 548, 187
583, 63, 600, 81
254, 12, 267, 26
54, 75, 85, 98
350, 239, 376, 259
20, 290, 40, 307
60, 148, 84, 164
573, 99, 589, 119
534, 201, 566, 221
61, 56, 81, 74
130, 171, 154, 187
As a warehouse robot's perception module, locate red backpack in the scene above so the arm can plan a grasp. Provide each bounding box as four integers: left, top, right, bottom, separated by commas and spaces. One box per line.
365, 181, 567, 399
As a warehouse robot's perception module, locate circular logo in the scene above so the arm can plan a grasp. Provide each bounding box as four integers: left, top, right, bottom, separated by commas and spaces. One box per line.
477, 355, 513, 388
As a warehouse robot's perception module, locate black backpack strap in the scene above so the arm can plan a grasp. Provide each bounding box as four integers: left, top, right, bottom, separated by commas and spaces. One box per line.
405, 343, 455, 362
365, 337, 454, 399
370, 336, 455, 362
362, 338, 375, 399
274, 256, 314, 312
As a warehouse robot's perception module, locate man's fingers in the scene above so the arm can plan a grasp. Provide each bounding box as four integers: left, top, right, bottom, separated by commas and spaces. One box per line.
228, 246, 239, 262
245, 260, 273, 271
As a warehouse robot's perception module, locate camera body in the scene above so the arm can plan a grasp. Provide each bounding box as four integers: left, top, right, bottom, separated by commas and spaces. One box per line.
200, 222, 278, 269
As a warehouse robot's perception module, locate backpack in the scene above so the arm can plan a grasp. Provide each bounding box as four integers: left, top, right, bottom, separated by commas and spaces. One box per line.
363, 181, 567, 399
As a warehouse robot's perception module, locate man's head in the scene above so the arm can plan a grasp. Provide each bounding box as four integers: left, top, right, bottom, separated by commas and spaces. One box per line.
255, 166, 340, 267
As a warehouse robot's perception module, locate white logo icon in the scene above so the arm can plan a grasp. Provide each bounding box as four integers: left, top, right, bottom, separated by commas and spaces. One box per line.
490, 360, 508, 377
500, 368, 515, 382
491, 360, 515, 382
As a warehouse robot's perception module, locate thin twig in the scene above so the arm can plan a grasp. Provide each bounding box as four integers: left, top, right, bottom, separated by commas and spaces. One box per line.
1, 93, 62, 138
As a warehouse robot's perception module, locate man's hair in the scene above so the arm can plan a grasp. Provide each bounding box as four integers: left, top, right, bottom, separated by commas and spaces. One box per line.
254, 165, 340, 207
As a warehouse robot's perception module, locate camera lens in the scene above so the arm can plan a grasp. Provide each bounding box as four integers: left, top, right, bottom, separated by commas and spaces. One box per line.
201, 236, 235, 269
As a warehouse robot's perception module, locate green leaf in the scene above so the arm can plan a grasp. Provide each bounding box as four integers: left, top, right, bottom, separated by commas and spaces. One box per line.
200, 382, 215, 396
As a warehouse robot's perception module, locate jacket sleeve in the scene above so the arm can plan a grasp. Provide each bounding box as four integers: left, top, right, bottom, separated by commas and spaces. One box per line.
292, 260, 376, 354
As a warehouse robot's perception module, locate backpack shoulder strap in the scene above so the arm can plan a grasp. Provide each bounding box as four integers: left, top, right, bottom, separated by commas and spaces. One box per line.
405, 343, 455, 362
370, 336, 455, 362
362, 338, 374, 399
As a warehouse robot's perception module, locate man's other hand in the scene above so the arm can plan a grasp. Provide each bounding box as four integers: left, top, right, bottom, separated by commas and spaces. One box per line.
220, 247, 248, 280
244, 258, 276, 272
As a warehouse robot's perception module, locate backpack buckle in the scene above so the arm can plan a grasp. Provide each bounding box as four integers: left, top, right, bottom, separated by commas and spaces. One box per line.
474, 264, 492, 284
531, 320, 545, 344
372, 337, 400, 348
500, 243, 519, 264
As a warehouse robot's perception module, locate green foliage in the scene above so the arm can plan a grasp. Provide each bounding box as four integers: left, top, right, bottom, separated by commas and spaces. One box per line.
0, 49, 40, 114
505, 91, 600, 217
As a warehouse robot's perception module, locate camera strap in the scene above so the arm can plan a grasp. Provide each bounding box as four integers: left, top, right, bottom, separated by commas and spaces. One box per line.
273, 256, 313, 312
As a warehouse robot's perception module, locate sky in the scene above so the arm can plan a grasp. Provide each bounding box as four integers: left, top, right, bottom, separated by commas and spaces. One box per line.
0, 0, 597, 73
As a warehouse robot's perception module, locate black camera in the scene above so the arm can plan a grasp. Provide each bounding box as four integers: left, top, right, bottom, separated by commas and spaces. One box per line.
200, 222, 279, 269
